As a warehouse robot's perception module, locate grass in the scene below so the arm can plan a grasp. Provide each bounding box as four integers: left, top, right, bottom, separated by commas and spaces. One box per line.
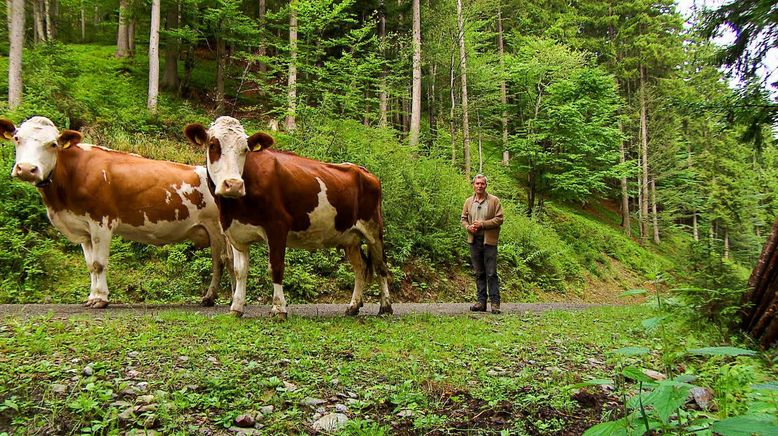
1, 305, 775, 434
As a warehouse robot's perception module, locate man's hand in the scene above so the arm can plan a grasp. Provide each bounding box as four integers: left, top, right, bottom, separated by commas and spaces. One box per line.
467, 221, 482, 233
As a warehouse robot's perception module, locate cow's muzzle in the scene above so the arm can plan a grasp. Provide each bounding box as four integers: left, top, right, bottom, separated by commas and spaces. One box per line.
218, 178, 245, 198
12, 163, 42, 183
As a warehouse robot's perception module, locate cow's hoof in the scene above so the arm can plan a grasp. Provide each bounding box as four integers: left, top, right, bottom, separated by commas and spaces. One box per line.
201, 297, 215, 307
345, 305, 360, 316
378, 305, 393, 315
229, 310, 244, 318
91, 300, 109, 309
83, 300, 94, 307
271, 311, 288, 321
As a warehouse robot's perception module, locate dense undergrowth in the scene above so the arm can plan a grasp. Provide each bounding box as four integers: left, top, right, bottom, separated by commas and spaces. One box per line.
0, 43, 748, 306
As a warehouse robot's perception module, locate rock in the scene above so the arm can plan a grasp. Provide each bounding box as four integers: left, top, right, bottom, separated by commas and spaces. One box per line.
312, 413, 349, 432
121, 387, 139, 396
126, 370, 141, 379
111, 400, 132, 408
690, 387, 714, 411
335, 404, 348, 413
259, 405, 274, 415
51, 384, 68, 395
283, 381, 297, 392
135, 382, 149, 392
642, 369, 667, 381
83, 365, 94, 376
330, 378, 339, 386
128, 351, 139, 358
587, 358, 604, 365
316, 406, 326, 414
347, 391, 357, 398
142, 414, 159, 428
312, 413, 322, 421
137, 404, 158, 413
346, 398, 360, 405
301, 397, 327, 407
207, 356, 219, 364
234, 414, 255, 428
178, 356, 189, 362
228, 427, 260, 435
396, 409, 415, 418
126, 429, 159, 436
118, 407, 137, 423
137, 395, 155, 404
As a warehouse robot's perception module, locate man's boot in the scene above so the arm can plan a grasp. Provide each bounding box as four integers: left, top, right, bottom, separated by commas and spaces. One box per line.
470, 301, 487, 312
491, 302, 501, 314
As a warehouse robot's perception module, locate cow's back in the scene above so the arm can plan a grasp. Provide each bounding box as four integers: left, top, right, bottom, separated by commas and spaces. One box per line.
40, 144, 217, 245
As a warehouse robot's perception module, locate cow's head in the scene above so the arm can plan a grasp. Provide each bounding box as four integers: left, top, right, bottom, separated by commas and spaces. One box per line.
184, 116, 274, 198
0, 116, 82, 185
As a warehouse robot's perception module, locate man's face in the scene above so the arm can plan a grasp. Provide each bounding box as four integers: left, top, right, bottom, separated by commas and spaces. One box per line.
473, 178, 486, 195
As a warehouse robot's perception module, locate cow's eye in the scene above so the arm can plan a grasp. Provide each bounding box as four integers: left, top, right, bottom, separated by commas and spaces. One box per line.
13, 136, 18, 141
50, 142, 57, 148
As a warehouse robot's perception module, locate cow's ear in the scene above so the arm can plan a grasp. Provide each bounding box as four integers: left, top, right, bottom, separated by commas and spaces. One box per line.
247, 132, 274, 152
184, 123, 208, 147
0, 119, 17, 140
57, 130, 82, 149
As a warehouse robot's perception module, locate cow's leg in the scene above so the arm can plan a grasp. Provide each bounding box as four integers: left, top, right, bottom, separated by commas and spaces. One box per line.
201, 226, 227, 307
367, 237, 393, 315
83, 229, 112, 309
229, 243, 249, 317
344, 245, 368, 316
267, 235, 288, 320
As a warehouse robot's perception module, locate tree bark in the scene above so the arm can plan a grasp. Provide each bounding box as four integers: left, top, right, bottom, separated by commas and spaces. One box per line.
257, 0, 267, 73
80, 3, 85, 41
43, 0, 53, 41
449, 53, 456, 165
742, 215, 778, 348
161, 4, 180, 91
147, 0, 161, 112
723, 226, 730, 259
651, 177, 660, 244
639, 65, 649, 245
285, 0, 298, 131
497, 4, 508, 165
116, 0, 129, 57
428, 64, 436, 140
7, 0, 24, 109
456, 0, 470, 176
408, 0, 422, 146
216, 36, 226, 110
620, 122, 630, 237
128, 17, 136, 56
33, 0, 45, 43
378, 0, 387, 128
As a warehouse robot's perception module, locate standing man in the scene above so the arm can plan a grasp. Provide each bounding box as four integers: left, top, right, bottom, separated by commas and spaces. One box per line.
462, 174, 504, 313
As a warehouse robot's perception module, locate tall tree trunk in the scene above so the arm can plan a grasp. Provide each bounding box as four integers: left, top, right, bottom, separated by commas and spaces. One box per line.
161, 4, 180, 91
181, 44, 195, 98
363, 86, 370, 126
497, 4, 508, 165
378, 0, 387, 128
428, 64, 436, 140
216, 36, 226, 110
693, 214, 699, 241
33, 0, 45, 43
741, 215, 778, 348
620, 139, 630, 236
128, 17, 136, 56
639, 65, 649, 245
257, 0, 267, 73
456, 0, 470, 176
637, 156, 643, 238
527, 172, 535, 217
116, 0, 129, 57
449, 53, 456, 165
285, 0, 298, 131
7, 0, 24, 109
477, 108, 483, 173
408, 0, 421, 146
651, 177, 660, 244
80, 2, 85, 41
723, 226, 730, 259
147, 0, 161, 112
43, 0, 52, 40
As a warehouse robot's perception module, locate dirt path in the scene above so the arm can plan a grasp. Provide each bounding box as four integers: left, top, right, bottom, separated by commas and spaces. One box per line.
0, 302, 602, 319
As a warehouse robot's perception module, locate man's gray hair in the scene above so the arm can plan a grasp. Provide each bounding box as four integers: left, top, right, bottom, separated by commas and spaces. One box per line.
473, 174, 488, 184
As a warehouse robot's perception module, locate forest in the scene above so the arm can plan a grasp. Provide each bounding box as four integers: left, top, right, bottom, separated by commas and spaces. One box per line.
1, 0, 777, 433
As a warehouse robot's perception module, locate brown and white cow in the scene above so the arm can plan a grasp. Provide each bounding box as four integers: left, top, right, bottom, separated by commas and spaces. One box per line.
0, 116, 232, 308
184, 116, 393, 318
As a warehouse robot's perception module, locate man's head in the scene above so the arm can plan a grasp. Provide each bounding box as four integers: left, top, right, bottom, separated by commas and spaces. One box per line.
472, 174, 487, 196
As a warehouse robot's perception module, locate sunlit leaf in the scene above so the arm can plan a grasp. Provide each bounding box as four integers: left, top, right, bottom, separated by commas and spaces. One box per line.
623, 366, 654, 383
643, 383, 693, 423
612, 347, 650, 356
688, 347, 756, 356
571, 379, 614, 388
710, 414, 778, 436
583, 418, 630, 436
619, 289, 648, 297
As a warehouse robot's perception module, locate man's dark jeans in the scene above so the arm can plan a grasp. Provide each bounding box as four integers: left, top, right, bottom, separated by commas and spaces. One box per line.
469, 234, 499, 304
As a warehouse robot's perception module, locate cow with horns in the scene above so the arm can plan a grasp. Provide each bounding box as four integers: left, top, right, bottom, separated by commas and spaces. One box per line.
184, 116, 393, 318
0, 116, 232, 308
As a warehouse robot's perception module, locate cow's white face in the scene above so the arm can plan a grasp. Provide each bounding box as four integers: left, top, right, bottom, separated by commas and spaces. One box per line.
184, 116, 274, 198
0, 117, 81, 186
